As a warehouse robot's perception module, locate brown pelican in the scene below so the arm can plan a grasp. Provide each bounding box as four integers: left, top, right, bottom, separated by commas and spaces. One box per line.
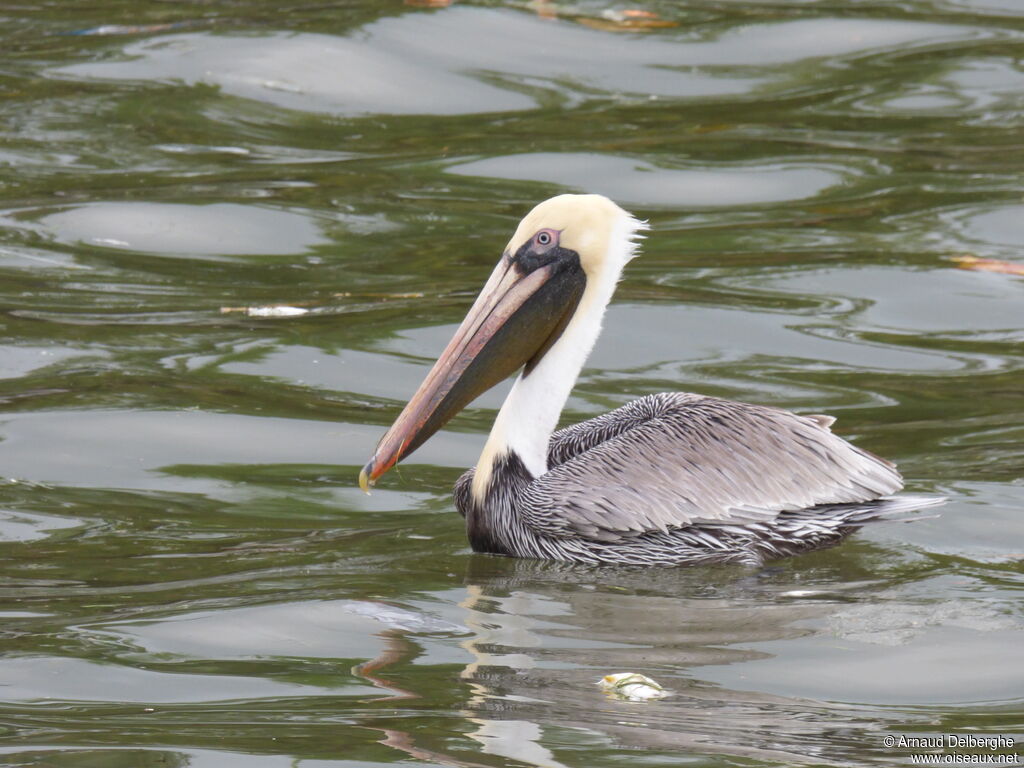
360, 194, 935, 566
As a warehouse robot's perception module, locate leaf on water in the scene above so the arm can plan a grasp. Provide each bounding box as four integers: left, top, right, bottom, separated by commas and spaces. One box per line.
951, 255, 1024, 276
528, 1, 677, 29
578, 9, 678, 31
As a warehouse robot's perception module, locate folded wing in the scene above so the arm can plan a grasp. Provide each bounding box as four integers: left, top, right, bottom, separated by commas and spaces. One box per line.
522, 393, 903, 542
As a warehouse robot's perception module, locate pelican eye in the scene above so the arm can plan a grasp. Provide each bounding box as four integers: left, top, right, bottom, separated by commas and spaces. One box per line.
514, 228, 575, 274
533, 228, 559, 251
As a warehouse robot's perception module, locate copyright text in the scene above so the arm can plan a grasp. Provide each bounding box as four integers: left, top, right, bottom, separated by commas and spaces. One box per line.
882, 734, 1020, 765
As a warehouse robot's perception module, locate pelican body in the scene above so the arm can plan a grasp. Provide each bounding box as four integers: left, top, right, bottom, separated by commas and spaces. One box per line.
361, 195, 932, 566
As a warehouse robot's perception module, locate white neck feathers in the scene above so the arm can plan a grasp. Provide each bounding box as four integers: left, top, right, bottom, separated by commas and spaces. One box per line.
471, 208, 647, 502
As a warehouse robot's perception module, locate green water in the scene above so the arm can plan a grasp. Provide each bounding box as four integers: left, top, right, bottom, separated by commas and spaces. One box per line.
1, 1, 1022, 766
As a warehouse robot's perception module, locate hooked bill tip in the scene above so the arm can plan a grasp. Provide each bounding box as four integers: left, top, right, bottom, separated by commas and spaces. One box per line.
358, 464, 374, 494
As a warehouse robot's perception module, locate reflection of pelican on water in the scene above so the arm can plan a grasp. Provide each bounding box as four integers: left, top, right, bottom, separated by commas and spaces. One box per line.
355, 557, 923, 767
362, 194, 938, 565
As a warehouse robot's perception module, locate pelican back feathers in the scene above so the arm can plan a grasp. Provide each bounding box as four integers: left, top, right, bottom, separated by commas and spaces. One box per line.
455, 393, 930, 566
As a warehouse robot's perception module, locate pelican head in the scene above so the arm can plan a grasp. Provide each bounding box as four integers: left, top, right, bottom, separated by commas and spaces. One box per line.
360, 194, 645, 491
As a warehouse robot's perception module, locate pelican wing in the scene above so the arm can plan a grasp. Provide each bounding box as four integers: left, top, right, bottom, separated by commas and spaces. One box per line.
521, 393, 903, 542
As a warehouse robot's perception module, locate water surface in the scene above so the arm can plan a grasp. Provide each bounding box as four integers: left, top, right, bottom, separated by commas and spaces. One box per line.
1, 1, 1022, 766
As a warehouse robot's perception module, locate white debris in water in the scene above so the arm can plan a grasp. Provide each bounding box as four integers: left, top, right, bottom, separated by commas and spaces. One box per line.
246, 306, 308, 317
221, 305, 309, 318
157, 143, 251, 156
598, 672, 667, 701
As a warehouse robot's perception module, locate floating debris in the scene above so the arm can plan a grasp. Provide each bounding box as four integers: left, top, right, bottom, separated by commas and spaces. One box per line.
524, 2, 676, 28
156, 143, 251, 157
578, 9, 678, 31
220, 305, 309, 318
951, 254, 1024, 276
333, 291, 424, 300
598, 672, 667, 700
220, 291, 424, 319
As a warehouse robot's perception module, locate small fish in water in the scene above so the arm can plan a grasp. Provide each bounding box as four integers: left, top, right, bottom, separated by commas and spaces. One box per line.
598, 672, 667, 700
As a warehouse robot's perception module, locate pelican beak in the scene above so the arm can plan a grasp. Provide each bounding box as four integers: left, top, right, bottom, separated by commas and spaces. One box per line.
360, 252, 584, 491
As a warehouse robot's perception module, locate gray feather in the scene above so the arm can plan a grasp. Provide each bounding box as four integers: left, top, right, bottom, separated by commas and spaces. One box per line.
523, 393, 903, 542
454, 392, 939, 566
